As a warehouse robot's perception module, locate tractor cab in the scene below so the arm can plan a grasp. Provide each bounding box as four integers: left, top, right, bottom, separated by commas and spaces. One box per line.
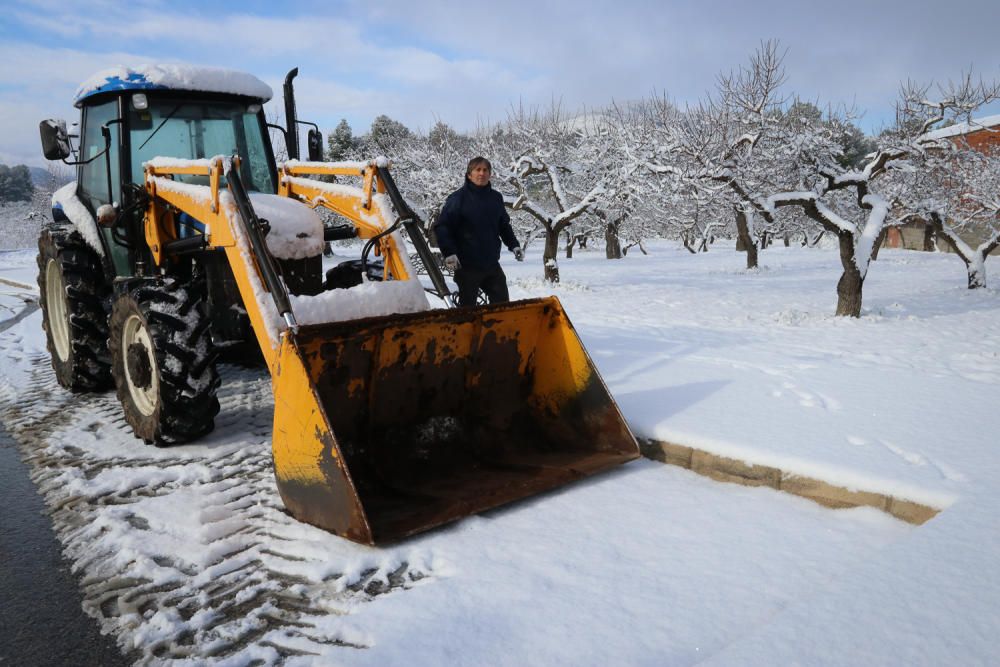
40, 65, 281, 277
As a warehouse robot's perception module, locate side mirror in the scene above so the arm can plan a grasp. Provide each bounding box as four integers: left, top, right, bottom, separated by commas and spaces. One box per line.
307, 128, 324, 162
40, 119, 72, 161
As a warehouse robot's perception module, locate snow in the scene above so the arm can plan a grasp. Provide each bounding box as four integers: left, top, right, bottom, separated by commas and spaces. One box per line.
148, 174, 213, 206
290, 279, 429, 325
856, 193, 890, 278
145, 156, 222, 170
1, 239, 999, 664
283, 159, 369, 172
75, 64, 272, 106
922, 114, 1000, 141
50, 181, 104, 256
246, 193, 325, 260
558, 112, 613, 135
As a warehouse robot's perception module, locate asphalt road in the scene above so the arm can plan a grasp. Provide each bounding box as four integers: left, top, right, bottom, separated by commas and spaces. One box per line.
0, 429, 129, 666
0, 293, 128, 666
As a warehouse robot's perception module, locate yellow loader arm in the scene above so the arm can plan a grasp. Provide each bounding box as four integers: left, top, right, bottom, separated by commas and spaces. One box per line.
278, 159, 414, 282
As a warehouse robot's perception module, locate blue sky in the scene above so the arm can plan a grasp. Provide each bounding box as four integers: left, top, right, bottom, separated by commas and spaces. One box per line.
2, 0, 998, 167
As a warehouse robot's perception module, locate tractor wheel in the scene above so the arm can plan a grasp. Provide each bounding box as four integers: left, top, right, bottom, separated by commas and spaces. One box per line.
109, 278, 220, 445
36, 224, 112, 391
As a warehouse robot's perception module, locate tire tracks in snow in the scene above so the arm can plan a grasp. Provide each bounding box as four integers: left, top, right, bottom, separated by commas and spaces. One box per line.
0, 354, 430, 665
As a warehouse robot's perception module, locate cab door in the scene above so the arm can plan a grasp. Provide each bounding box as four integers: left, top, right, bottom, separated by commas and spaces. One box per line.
78, 97, 129, 276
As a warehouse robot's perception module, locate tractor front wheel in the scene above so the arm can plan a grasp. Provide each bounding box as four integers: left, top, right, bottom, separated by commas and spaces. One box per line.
109, 279, 220, 445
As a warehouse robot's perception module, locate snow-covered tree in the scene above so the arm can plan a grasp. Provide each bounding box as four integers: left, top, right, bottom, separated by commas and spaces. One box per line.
428, 120, 469, 154
0, 164, 34, 203
607, 95, 703, 252
618, 43, 840, 267
922, 152, 1000, 288
327, 119, 359, 160
389, 127, 470, 239
882, 76, 1000, 288
478, 106, 607, 282
729, 73, 999, 315
367, 115, 412, 154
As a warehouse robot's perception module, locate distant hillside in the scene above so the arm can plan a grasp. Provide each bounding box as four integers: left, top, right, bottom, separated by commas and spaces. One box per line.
0, 164, 72, 192
30, 166, 72, 188
0, 189, 49, 250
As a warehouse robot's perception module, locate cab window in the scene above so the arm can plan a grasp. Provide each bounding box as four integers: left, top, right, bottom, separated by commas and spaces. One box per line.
79, 99, 122, 210
129, 98, 275, 193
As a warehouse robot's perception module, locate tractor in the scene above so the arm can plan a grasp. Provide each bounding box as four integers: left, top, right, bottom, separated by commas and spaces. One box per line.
37, 64, 639, 544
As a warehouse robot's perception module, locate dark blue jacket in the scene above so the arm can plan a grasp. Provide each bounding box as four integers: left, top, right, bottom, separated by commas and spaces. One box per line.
435, 179, 518, 270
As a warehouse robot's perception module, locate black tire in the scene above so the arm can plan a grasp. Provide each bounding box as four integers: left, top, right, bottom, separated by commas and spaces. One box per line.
109, 278, 220, 445
36, 224, 112, 391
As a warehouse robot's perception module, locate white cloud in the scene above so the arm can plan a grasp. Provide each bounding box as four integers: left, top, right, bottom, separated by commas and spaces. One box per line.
4, 0, 1000, 169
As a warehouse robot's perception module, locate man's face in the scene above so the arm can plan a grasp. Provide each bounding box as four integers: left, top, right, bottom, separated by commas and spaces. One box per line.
468, 163, 491, 187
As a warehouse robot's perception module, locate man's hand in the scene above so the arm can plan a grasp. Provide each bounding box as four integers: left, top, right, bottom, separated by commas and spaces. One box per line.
513, 247, 524, 262
444, 255, 461, 271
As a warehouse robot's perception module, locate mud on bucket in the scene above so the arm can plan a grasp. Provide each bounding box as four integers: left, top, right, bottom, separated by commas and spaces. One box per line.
269, 296, 640, 545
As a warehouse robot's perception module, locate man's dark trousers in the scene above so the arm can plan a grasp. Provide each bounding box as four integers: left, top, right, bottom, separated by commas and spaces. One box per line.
454, 264, 510, 306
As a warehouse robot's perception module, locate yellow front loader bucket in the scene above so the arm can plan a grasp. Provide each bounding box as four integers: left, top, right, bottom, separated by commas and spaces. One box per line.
270, 296, 639, 545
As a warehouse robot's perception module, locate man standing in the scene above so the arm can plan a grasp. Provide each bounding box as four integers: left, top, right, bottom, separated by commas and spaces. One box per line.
435, 157, 524, 306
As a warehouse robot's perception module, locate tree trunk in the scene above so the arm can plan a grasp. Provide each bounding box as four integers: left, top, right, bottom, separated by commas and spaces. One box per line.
605, 223, 622, 259
807, 230, 826, 247
565, 230, 574, 259
835, 231, 864, 317
927, 213, 988, 289
967, 262, 986, 289
870, 227, 888, 261
735, 208, 759, 269
544, 229, 560, 283
923, 223, 937, 252
682, 233, 696, 254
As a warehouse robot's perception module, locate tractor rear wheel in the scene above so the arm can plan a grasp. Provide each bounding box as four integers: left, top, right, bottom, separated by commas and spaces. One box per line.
109, 278, 220, 445
36, 224, 112, 391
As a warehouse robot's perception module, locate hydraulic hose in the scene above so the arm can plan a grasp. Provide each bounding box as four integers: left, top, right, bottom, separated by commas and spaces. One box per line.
225, 158, 297, 329
374, 165, 454, 303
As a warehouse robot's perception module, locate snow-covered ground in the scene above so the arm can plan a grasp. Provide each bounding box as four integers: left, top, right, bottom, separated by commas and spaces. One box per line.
1, 240, 998, 665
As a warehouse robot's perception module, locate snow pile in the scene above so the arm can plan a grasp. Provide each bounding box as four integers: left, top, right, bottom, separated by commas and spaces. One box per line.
247, 193, 324, 260
51, 182, 103, 256
75, 64, 272, 104
291, 279, 429, 325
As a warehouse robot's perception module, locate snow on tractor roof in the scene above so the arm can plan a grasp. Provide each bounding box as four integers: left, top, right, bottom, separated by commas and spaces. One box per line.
75, 64, 273, 107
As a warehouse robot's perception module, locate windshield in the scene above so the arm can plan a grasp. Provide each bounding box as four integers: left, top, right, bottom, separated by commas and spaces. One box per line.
129, 97, 275, 192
